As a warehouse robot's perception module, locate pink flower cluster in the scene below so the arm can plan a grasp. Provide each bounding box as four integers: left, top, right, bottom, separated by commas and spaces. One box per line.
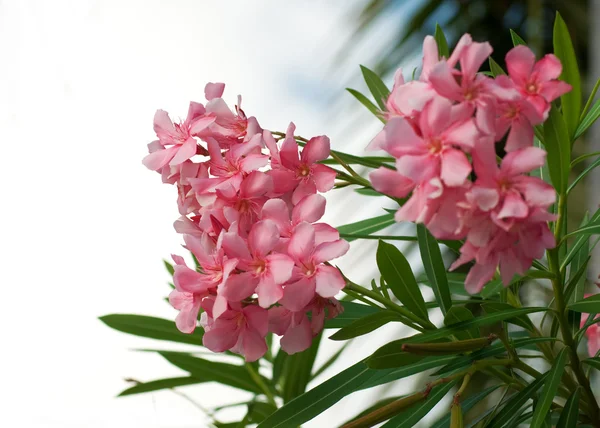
143, 86, 348, 361
369, 35, 570, 293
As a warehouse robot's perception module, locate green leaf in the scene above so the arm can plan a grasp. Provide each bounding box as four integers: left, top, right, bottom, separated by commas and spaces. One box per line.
118, 376, 205, 397
346, 88, 385, 123
247, 402, 278, 424
561, 208, 600, 270
553, 12, 581, 139
417, 225, 452, 316
531, 348, 568, 428
434, 24, 449, 58
342, 395, 406, 426
434, 337, 556, 376
487, 373, 549, 428
324, 301, 381, 328
562, 224, 600, 241
354, 187, 384, 196
543, 104, 571, 193
256, 363, 375, 428
567, 155, 600, 194
482, 302, 535, 331
568, 294, 600, 313
430, 385, 501, 428
330, 310, 403, 341
281, 333, 322, 402
163, 259, 174, 276
159, 352, 267, 394
582, 358, 600, 371
360, 65, 390, 111
337, 213, 395, 242
376, 240, 429, 321
99, 314, 204, 346
443, 306, 477, 340
575, 99, 600, 139
272, 349, 287, 386
419, 273, 471, 297
489, 57, 506, 77
510, 29, 527, 46
368, 308, 547, 368
556, 388, 580, 428
359, 356, 457, 390
381, 381, 458, 427
311, 343, 350, 380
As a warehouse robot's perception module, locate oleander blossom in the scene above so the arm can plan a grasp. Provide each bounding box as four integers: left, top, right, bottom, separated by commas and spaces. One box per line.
368, 34, 569, 294
143, 83, 348, 360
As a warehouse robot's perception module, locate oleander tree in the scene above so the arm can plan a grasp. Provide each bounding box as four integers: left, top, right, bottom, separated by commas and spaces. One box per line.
101, 13, 600, 428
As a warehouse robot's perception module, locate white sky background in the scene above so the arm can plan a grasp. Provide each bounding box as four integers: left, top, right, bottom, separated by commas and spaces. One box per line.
0, 1, 436, 427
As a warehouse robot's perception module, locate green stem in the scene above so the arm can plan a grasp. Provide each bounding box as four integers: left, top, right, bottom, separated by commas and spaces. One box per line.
345, 280, 436, 330
245, 363, 277, 407
580, 77, 600, 121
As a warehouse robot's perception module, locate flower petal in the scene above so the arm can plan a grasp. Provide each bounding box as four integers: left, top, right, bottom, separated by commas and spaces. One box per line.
315, 265, 346, 297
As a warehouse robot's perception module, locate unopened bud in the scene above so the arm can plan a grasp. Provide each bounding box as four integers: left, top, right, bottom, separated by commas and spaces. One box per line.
401, 335, 496, 355
341, 391, 426, 428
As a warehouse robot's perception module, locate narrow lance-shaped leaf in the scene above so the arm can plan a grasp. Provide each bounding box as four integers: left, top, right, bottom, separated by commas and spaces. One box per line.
567, 155, 600, 194
530, 348, 568, 428
257, 362, 375, 428
568, 294, 600, 313
330, 311, 403, 341
324, 301, 381, 329
376, 240, 429, 322
582, 358, 600, 371
118, 376, 206, 397
99, 314, 204, 346
360, 65, 390, 111
543, 104, 571, 193
487, 373, 549, 428
417, 224, 452, 316
561, 207, 600, 270
381, 381, 458, 427
575, 98, 600, 139
443, 306, 478, 340
337, 213, 395, 242
553, 12, 581, 139
346, 88, 385, 123
159, 352, 267, 394
367, 308, 548, 369
556, 388, 580, 428
434, 24, 449, 58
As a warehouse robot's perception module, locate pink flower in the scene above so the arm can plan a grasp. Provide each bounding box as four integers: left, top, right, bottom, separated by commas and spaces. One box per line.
169, 234, 237, 333
268, 306, 313, 355
142, 103, 215, 171
279, 222, 349, 312
201, 298, 268, 362
428, 39, 518, 135
215, 171, 273, 230
269, 123, 337, 204
201, 83, 262, 147
370, 96, 480, 188
385, 34, 472, 118
261, 194, 339, 246
470, 144, 555, 231
221, 220, 294, 308
495, 99, 544, 152
503, 45, 571, 119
